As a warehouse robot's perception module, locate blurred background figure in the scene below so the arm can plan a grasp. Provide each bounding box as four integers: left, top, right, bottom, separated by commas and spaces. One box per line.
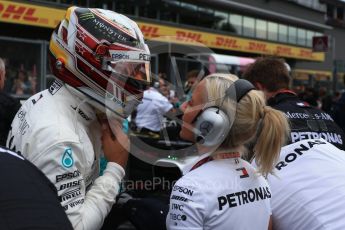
11, 70, 31, 95
183, 69, 205, 102
0, 57, 21, 146
0, 58, 5, 90
158, 73, 170, 98
332, 91, 345, 132
134, 75, 173, 137
319, 86, 333, 113
28, 65, 38, 95
299, 87, 319, 108
158, 72, 181, 109
243, 57, 345, 151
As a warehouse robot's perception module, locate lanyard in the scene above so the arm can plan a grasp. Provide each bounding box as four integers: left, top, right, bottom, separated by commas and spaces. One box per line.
274, 89, 297, 96
190, 152, 240, 171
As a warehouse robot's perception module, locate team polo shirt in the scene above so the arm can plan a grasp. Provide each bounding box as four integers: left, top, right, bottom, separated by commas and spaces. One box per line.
0, 146, 73, 229
259, 139, 345, 230
166, 158, 271, 230
135, 87, 173, 132
268, 92, 345, 150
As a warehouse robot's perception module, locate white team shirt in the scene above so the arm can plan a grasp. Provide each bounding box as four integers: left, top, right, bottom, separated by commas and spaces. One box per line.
257, 139, 345, 230
166, 157, 271, 230
7, 81, 124, 230
135, 87, 173, 132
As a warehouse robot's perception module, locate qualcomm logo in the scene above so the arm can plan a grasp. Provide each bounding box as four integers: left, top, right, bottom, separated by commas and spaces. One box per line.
62, 148, 74, 168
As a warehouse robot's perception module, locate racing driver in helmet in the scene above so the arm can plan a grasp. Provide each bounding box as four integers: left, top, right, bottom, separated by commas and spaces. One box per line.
6, 7, 151, 230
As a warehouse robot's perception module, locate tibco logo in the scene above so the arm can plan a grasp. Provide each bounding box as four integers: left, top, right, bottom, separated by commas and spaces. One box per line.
170, 213, 187, 221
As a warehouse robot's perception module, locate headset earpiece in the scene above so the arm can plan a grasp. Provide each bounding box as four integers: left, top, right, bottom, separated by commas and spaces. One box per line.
194, 107, 230, 147
193, 79, 255, 147
153, 81, 160, 89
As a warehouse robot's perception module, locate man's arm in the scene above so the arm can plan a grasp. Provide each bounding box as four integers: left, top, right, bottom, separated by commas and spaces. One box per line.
34, 142, 125, 230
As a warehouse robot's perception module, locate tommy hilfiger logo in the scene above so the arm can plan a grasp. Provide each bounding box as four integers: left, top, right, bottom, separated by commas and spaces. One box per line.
236, 167, 249, 178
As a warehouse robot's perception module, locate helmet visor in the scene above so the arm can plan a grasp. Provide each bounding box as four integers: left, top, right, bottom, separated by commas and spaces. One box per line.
110, 60, 151, 83
103, 59, 151, 118
105, 78, 143, 119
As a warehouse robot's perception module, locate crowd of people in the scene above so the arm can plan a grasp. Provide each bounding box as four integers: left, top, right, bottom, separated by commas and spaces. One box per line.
1, 62, 38, 97
0, 58, 21, 146
1, 6, 345, 230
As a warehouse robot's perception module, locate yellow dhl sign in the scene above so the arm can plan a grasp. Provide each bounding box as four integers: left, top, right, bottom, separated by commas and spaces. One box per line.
137, 22, 325, 62
0, 0, 65, 28
292, 69, 332, 81
0, 0, 324, 61
293, 69, 345, 81
293, 69, 332, 76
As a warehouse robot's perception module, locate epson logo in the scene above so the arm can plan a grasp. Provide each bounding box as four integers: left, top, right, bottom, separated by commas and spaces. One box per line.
56, 170, 81, 183
112, 53, 129, 60
173, 185, 194, 196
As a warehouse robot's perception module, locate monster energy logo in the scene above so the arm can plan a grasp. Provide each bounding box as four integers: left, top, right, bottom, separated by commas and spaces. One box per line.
80, 12, 95, 21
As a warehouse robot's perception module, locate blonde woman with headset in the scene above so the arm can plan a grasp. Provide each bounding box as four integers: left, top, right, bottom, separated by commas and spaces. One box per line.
166, 74, 290, 230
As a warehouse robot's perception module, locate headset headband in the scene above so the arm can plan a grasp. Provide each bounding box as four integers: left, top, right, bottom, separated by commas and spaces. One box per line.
191, 78, 255, 124
225, 79, 255, 102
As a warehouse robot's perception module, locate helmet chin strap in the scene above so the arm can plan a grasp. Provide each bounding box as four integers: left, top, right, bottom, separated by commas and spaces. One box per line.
65, 83, 130, 121
65, 84, 89, 101
65, 84, 91, 141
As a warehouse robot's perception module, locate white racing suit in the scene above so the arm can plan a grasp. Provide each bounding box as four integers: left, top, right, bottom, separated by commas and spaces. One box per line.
7, 80, 124, 230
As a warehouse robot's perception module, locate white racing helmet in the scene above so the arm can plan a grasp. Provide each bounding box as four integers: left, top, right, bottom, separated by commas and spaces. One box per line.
49, 6, 151, 118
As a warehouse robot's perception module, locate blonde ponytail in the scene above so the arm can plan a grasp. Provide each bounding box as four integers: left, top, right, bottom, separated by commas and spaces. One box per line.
254, 106, 290, 176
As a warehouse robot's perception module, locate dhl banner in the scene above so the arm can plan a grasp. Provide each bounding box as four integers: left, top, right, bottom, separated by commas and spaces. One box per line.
137, 22, 325, 62
293, 69, 345, 81
292, 69, 332, 81
0, 0, 324, 61
0, 0, 65, 28
293, 69, 331, 76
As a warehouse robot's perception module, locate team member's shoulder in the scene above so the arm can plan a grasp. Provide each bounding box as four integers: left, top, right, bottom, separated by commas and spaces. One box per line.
275, 138, 329, 171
